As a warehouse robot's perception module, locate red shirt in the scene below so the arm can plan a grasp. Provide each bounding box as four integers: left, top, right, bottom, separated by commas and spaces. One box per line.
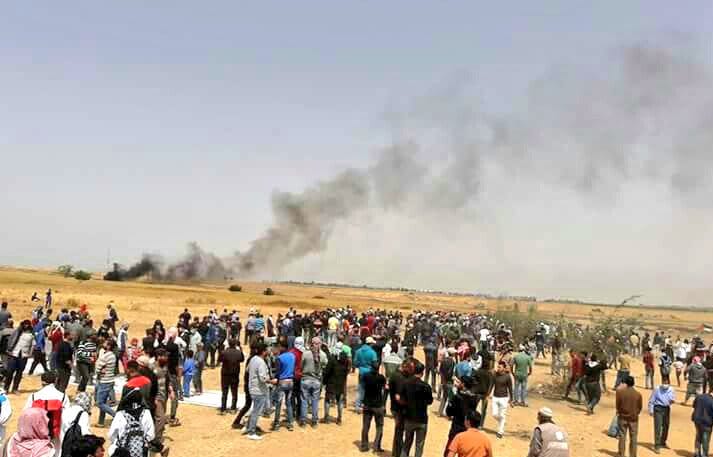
570, 355, 584, 377
289, 347, 303, 380
643, 352, 655, 369
126, 375, 151, 389
49, 329, 63, 353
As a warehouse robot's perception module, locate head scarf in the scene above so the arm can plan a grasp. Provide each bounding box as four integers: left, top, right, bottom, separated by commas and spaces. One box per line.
118, 388, 145, 421
294, 337, 306, 353
74, 392, 93, 414
8, 408, 53, 457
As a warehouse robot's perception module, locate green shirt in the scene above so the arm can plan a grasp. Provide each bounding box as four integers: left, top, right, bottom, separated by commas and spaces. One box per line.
512, 352, 533, 379
342, 345, 352, 358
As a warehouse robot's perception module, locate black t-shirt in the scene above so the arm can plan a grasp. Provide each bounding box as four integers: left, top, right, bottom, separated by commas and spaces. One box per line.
388, 371, 408, 414
402, 378, 433, 424
166, 341, 180, 375
362, 371, 386, 408
57, 341, 74, 366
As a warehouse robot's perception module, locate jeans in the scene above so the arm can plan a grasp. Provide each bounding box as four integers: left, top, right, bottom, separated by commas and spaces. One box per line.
425, 367, 437, 391
361, 406, 384, 451
438, 383, 452, 416
645, 367, 654, 389
564, 376, 583, 401
402, 420, 427, 457
586, 382, 601, 411
193, 367, 203, 393
615, 370, 629, 389
653, 405, 670, 448
327, 330, 338, 348
618, 418, 638, 457
247, 394, 267, 435
4, 356, 27, 392
183, 374, 193, 397
301, 378, 321, 423
169, 374, 180, 418
514, 377, 528, 404
392, 412, 405, 457
355, 373, 366, 409
695, 424, 712, 457
96, 382, 116, 425
274, 379, 294, 427
76, 361, 93, 392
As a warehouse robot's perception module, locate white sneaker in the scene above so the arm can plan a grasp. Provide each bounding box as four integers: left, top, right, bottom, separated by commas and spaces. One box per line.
247, 434, 262, 441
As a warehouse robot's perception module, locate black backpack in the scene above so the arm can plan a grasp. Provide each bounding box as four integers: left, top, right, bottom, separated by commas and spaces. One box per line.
61, 411, 84, 457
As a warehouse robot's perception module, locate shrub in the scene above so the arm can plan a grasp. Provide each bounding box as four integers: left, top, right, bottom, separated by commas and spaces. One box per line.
228, 285, 242, 292
66, 298, 80, 307
263, 288, 275, 296
313, 295, 325, 299
57, 265, 74, 277
73, 270, 92, 281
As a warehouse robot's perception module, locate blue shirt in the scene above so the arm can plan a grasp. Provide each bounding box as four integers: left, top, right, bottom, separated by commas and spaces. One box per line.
455, 361, 472, 379
354, 344, 377, 375
254, 318, 265, 332
693, 394, 713, 428
183, 358, 196, 377
277, 351, 296, 380
648, 386, 675, 413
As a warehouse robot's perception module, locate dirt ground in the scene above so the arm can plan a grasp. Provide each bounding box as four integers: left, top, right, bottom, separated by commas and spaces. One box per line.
0, 267, 708, 457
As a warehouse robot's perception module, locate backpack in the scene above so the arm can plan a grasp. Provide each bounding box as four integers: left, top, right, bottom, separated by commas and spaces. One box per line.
32, 393, 64, 439
61, 411, 84, 457
115, 412, 147, 457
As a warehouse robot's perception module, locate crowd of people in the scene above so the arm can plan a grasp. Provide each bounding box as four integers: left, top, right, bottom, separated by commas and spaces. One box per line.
0, 293, 710, 456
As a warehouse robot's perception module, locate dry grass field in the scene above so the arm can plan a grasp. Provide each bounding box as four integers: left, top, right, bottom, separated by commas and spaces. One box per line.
0, 266, 709, 457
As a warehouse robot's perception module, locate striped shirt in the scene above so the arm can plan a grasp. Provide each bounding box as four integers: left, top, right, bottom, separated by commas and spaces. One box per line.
76, 340, 98, 363
95, 350, 117, 384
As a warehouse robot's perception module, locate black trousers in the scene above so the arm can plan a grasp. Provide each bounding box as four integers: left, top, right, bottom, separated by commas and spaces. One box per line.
361, 406, 385, 451
221, 375, 239, 411
29, 349, 47, 375
77, 361, 93, 392
233, 390, 252, 426
292, 378, 303, 419
56, 365, 71, 392
392, 411, 405, 457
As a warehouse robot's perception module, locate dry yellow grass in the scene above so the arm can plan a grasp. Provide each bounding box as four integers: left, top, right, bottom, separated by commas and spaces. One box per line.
0, 267, 707, 456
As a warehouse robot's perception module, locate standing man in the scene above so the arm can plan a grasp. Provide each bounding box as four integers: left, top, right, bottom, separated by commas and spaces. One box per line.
272, 340, 295, 431
354, 337, 378, 411
0, 302, 11, 329
245, 343, 276, 441
218, 339, 244, 415
390, 359, 413, 457
648, 382, 675, 454
512, 345, 533, 407
692, 388, 713, 457
400, 361, 433, 457
616, 376, 642, 457
300, 337, 328, 428
360, 361, 386, 453
95, 339, 117, 428
55, 332, 74, 392
643, 347, 655, 390
526, 407, 570, 457
4, 320, 34, 393
685, 356, 706, 405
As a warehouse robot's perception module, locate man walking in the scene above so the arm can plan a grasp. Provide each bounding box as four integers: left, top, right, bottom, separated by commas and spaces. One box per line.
218, 339, 244, 414
400, 361, 433, 457
300, 337, 328, 428
272, 340, 295, 431
616, 376, 642, 457
491, 360, 513, 439
686, 356, 707, 405
643, 347, 655, 390
563, 349, 584, 402
648, 382, 675, 453
446, 410, 493, 457
512, 345, 533, 406
354, 337, 378, 411
692, 388, 713, 457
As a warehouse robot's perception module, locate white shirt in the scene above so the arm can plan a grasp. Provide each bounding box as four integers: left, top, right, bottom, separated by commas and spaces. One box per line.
108, 409, 155, 456
479, 329, 490, 342
60, 405, 91, 442
24, 385, 70, 411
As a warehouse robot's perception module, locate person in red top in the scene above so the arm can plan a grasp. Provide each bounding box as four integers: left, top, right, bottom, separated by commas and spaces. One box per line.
123, 360, 153, 408
48, 323, 63, 371
366, 313, 376, 333
642, 346, 655, 389
563, 350, 584, 402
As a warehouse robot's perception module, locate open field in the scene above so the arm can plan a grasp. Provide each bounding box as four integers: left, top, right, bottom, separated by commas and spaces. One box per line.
0, 266, 709, 457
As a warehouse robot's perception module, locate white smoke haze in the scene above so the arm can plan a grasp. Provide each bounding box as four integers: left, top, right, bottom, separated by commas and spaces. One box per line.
125, 42, 713, 306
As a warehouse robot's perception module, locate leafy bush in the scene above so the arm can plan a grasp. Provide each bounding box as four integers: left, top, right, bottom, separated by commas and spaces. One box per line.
57, 265, 74, 277
73, 270, 92, 281
228, 285, 242, 292
66, 298, 80, 307
263, 288, 275, 296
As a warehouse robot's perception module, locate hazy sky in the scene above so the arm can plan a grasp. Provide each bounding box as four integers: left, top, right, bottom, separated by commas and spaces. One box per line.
2, 2, 712, 306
